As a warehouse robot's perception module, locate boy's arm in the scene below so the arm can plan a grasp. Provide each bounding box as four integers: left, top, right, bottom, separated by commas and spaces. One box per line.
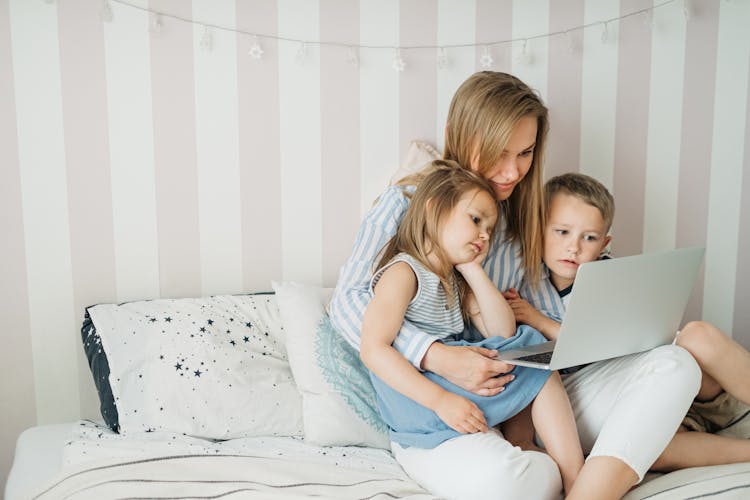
456, 260, 516, 339
360, 262, 488, 434
503, 287, 561, 339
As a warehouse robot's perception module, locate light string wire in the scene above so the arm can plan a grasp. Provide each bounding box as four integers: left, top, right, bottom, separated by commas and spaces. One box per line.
106, 0, 681, 51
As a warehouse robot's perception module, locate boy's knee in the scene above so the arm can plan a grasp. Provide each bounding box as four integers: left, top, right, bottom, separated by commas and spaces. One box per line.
651, 344, 702, 395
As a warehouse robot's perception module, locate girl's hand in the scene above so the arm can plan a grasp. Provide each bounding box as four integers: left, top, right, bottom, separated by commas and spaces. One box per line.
434, 391, 488, 434
455, 245, 489, 276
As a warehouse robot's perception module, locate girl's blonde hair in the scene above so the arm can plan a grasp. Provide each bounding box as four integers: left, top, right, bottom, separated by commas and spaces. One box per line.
378, 160, 498, 313
440, 71, 548, 286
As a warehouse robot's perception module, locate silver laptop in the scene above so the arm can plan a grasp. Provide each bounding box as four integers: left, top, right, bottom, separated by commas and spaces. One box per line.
497, 246, 705, 370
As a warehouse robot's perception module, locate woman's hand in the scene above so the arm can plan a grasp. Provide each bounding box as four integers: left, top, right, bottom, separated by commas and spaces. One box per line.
434, 391, 488, 434
422, 342, 515, 396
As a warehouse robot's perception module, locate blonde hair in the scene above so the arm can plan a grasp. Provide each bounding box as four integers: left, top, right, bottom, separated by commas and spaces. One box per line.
545, 173, 615, 232
378, 160, 498, 312
442, 71, 548, 285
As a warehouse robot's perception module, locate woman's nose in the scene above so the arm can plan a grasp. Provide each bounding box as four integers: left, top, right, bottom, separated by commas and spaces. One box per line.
489, 157, 519, 183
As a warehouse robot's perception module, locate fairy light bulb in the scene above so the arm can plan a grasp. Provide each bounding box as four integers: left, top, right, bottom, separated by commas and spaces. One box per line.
480, 46, 493, 69
248, 36, 264, 60
392, 49, 405, 72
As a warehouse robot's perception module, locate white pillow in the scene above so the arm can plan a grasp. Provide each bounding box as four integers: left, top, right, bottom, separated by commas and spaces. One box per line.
87, 294, 303, 439
389, 140, 441, 185
272, 281, 390, 449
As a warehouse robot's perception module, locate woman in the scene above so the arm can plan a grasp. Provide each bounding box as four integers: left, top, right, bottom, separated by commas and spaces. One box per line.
328, 71, 701, 500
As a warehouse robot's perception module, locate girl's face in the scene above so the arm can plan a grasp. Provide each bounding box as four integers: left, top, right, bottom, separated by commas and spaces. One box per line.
470, 115, 537, 201
438, 189, 498, 265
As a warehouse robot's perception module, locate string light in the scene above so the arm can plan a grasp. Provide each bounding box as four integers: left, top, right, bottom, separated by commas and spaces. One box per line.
683, 0, 692, 21
600, 22, 610, 44
248, 36, 264, 60
100, 0, 113, 23
480, 46, 493, 69
347, 47, 359, 69
149, 13, 163, 34
295, 43, 308, 65
437, 47, 449, 70
104, 0, 682, 70
565, 31, 577, 55
392, 49, 406, 72
517, 39, 535, 65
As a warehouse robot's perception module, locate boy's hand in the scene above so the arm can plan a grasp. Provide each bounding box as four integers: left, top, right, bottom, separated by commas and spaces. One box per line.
434, 391, 488, 434
503, 288, 561, 339
502, 288, 539, 325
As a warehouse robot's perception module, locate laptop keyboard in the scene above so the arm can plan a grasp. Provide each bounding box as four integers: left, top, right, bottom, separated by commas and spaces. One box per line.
515, 351, 553, 364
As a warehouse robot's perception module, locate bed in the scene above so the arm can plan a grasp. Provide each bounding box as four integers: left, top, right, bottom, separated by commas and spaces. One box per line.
5, 282, 750, 499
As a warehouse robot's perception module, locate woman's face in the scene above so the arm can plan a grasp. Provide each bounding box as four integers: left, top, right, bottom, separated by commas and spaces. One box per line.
470, 115, 537, 201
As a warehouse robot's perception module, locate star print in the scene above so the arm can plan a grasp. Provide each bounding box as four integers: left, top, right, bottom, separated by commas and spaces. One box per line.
245, 322, 252, 328
150, 318, 157, 323
175, 363, 183, 370
230, 340, 236, 346
207, 319, 214, 325
243, 336, 250, 343
165, 317, 172, 322
194, 370, 202, 377
200, 327, 206, 333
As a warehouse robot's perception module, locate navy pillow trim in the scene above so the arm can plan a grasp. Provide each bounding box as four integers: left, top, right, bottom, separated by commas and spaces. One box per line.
81, 308, 120, 432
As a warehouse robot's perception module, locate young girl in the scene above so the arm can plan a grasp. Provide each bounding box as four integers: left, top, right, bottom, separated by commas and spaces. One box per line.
360, 162, 583, 495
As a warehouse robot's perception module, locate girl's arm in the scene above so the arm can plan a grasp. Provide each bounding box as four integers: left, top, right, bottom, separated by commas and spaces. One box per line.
360, 262, 487, 434
457, 260, 516, 339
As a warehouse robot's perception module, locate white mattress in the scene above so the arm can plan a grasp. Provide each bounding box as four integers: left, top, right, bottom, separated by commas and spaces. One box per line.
8, 421, 750, 499
5, 422, 75, 500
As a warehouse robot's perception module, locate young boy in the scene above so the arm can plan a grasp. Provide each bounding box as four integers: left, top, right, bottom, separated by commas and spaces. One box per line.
502, 172, 613, 339
504, 172, 750, 471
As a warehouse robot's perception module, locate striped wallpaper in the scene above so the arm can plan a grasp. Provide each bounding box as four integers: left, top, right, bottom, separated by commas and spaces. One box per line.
1, 0, 749, 489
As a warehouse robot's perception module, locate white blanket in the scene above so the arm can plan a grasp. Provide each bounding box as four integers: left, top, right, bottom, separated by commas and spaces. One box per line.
32, 453, 436, 499
30, 421, 436, 499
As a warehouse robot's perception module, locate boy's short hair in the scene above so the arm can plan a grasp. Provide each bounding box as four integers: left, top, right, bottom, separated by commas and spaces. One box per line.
545, 173, 615, 232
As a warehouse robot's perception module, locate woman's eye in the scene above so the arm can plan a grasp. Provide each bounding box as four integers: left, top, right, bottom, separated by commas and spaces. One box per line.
519, 149, 534, 158
471, 216, 481, 224
555, 229, 567, 235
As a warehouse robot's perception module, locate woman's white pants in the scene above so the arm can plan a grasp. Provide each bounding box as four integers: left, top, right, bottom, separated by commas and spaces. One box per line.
392, 345, 701, 500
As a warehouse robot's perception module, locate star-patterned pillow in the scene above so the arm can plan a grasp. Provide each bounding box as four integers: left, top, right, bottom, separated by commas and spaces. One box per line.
82, 294, 303, 439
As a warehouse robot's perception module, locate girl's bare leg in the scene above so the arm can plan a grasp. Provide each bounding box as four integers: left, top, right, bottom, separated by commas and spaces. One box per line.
531, 372, 584, 495
500, 405, 544, 452
676, 321, 750, 404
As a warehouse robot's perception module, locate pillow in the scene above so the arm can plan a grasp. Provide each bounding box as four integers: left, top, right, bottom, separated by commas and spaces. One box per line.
82, 293, 303, 439
389, 140, 441, 185
272, 281, 390, 449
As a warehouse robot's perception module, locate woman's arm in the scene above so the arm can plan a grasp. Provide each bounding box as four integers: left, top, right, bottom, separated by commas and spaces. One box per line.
360, 263, 487, 433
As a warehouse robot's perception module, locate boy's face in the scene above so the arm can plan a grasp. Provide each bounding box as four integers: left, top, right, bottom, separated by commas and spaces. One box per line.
543, 192, 611, 291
